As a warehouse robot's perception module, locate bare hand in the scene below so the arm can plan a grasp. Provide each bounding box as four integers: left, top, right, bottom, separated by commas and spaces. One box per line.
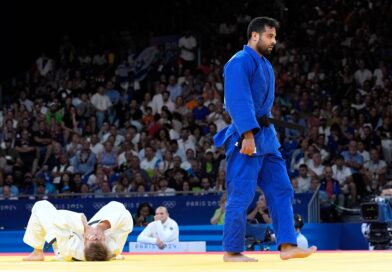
156, 238, 166, 249
154, 214, 163, 222
84, 226, 97, 241
240, 132, 255, 156
93, 222, 108, 242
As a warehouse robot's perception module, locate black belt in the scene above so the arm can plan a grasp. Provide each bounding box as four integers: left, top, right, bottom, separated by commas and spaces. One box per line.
257, 115, 271, 127
88, 220, 101, 226
236, 116, 270, 149
236, 115, 306, 149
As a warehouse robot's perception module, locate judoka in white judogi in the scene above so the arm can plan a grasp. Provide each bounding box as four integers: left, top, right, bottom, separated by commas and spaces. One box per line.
23, 200, 133, 261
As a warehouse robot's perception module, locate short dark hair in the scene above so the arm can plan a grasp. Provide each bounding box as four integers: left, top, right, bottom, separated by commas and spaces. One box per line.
247, 17, 280, 39
294, 214, 304, 230
84, 241, 109, 261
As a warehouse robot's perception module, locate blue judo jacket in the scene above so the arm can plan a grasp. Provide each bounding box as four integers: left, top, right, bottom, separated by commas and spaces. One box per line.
214, 45, 280, 156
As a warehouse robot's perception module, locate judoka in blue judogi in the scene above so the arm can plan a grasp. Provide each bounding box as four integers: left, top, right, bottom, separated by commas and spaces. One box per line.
214, 44, 297, 254
214, 17, 316, 262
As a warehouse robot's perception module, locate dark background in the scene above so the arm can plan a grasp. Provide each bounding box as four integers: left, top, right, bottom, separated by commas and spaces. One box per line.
0, 0, 286, 82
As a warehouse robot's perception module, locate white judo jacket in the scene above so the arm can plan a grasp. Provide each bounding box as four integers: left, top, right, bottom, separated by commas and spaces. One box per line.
23, 200, 133, 261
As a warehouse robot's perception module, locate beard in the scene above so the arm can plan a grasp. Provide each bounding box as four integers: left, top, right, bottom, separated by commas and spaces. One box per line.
256, 39, 273, 56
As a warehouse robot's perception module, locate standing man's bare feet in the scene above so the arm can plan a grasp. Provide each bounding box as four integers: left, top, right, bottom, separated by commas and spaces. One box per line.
23, 249, 44, 261
223, 252, 258, 262
279, 244, 317, 260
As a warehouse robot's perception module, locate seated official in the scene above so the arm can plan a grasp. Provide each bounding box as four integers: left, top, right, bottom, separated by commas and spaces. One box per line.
137, 206, 179, 249
294, 214, 308, 249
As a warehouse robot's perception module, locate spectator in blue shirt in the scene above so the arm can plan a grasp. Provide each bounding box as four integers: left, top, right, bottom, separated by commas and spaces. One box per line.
341, 140, 364, 174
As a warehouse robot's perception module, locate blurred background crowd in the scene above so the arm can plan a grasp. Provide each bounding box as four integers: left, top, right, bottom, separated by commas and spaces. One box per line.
0, 0, 391, 223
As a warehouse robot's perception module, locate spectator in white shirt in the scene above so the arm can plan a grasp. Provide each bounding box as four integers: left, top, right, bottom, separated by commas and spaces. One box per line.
140, 146, 160, 178
36, 53, 53, 77
162, 91, 175, 113
332, 155, 357, 206
156, 178, 176, 196
90, 85, 112, 128
293, 164, 311, 193
357, 140, 370, 164
363, 149, 387, 191
307, 152, 325, 179
151, 82, 165, 115
178, 30, 197, 70
19, 91, 34, 112
354, 60, 372, 87
177, 127, 196, 154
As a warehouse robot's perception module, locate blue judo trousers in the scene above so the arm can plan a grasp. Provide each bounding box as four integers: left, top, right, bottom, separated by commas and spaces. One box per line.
214, 45, 297, 252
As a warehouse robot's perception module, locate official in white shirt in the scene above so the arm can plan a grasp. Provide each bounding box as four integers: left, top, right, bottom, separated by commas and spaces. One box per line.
294, 214, 309, 249
137, 206, 179, 249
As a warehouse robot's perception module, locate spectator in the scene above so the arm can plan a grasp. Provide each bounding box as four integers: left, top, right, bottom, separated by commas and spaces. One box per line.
362, 149, 387, 192
319, 166, 342, 222
247, 193, 272, 224
72, 139, 96, 178
51, 153, 74, 188
97, 141, 118, 175
140, 146, 160, 178
90, 85, 112, 128
178, 30, 197, 71
0, 138, 22, 174
293, 164, 311, 193
210, 194, 226, 225
0, 185, 18, 200
155, 178, 176, 196
341, 140, 364, 174
332, 155, 356, 206
306, 152, 325, 179
133, 202, 155, 227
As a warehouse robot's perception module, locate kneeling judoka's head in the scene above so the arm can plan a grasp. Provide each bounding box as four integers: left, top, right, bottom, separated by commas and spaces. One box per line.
84, 241, 109, 261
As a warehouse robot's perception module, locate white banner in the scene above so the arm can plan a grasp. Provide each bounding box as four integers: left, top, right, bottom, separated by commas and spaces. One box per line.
129, 242, 206, 253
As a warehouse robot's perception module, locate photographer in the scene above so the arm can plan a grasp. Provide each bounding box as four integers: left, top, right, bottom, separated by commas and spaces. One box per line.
361, 183, 392, 250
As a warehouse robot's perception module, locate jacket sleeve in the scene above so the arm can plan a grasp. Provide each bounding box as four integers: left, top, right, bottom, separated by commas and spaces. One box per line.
224, 57, 260, 136
99, 202, 133, 256
136, 223, 157, 244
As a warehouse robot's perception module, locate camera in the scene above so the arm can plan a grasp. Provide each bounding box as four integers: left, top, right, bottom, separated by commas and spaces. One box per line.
361, 196, 392, 223
245, 224, 275, 251
361, 196, 392, 250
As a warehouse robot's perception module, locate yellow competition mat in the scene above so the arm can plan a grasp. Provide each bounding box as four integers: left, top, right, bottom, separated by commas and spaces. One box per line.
0, 251, 391, 272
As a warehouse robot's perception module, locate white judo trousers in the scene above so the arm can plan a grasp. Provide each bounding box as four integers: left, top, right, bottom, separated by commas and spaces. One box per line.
23, 200, 58, 252
23, 200, 133, 261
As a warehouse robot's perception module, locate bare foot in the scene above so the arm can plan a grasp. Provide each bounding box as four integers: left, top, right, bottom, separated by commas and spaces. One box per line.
23, 250, 44, 261
110, 254, 125, 260
279, 244, 317, 260
223, 252, 258, 262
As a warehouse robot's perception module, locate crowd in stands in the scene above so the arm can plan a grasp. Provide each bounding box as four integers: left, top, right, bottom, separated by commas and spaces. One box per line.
0, 0, 391, 222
